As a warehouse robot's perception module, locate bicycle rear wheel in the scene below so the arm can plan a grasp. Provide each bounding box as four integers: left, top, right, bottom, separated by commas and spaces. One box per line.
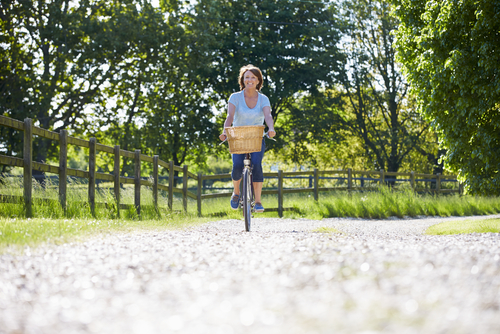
242, 168, 252, 232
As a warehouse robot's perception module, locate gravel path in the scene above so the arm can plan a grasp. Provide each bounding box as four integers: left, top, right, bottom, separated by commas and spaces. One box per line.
1, 215, 500, 334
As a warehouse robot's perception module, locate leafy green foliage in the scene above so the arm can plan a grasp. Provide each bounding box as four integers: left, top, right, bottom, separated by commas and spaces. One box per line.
392, 0, 500, 195
97, 2, 219, 172
1, 0, 159, 161
0, 0, 218, 175
337, 0, 439, 174
275, 91, 346, 165
1, 1, 156, 162
187, 0, 346, 142
1, 0, 451, 181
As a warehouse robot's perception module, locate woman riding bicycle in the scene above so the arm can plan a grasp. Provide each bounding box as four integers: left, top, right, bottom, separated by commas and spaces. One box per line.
219, 65, 276, 212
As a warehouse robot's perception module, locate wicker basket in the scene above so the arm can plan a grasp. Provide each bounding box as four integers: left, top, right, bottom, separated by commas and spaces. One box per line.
225, 125, 265, 154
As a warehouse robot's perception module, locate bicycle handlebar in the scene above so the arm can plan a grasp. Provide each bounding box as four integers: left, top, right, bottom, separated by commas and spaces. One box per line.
263, 132, 277, 141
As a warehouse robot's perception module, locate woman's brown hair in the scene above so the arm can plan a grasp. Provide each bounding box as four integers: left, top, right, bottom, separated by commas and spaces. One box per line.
238, 65, 264, 91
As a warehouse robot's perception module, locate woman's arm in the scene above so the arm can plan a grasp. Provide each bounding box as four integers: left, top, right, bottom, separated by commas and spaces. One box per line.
263, 106, 276, 138
219, 102, 236, 141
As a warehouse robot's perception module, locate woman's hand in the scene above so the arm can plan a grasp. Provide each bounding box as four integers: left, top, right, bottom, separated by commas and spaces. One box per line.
219, 133, 227, 141
268, 129, 276, 138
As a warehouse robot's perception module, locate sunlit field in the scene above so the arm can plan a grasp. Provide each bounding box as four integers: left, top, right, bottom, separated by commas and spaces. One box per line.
1, 174, 500, 250
1, 174, 499, 221
425, 218, 500, 235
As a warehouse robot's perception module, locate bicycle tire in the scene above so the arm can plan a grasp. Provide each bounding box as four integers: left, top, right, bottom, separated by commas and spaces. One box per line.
242, 168, 252, 232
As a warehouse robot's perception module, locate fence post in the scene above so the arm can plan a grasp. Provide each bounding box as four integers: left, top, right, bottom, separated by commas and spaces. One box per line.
348, 168, 352, 192
168, 161, 174, 211
459, 182, 464, 195
23, 118, 33, 218
153, 155, 159, 214
410, 171, 415, 191
134, 149, 141, 217
314, 168, 318, 201
278, 170, 283, 218
89, 137, 96, 217
380, 169, 385, 185
197, 173, 202, 217
436, 173, 441, 195
114, 145, 120, 218
59, 129, 68, 213
183, 165, 188, 213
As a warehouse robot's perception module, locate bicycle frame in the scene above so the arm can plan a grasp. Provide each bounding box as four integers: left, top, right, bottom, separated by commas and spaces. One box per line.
241, 153, 255, 210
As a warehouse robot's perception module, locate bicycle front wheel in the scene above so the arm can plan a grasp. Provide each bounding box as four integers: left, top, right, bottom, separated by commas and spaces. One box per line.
242, 168, 252, 232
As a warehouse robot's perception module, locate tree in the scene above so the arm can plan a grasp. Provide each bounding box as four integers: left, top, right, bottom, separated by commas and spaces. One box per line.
98, 2, 218, 173
392, 0, 500, 195
1, 0, 217, 178
0, 0, 166, 172
275, 90, 346, 166
0, 0, 32, 170
188, 0, 345, 139
275, 87, 442, 174
338, 0, 439, 175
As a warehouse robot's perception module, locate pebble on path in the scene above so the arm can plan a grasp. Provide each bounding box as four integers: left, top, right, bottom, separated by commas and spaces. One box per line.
1, 215, 499, 333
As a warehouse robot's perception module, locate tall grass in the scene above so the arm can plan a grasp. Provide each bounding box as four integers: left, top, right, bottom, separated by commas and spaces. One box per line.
0, 175, 232, 250
0, 175, 181, 220
196, 185, 500, 220
283, 185, 500, 219
2, 176, 500, 221
2, 176, 500, 250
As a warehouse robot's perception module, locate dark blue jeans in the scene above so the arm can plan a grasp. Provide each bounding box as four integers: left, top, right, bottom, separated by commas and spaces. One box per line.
231, 139, 265, 182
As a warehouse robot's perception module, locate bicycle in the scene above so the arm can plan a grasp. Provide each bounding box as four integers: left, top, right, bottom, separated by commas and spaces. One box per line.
221, 128, 275, 232
241, 151, 253, 231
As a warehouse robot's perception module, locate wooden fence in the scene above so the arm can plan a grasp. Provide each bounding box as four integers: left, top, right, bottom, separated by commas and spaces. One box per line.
0, 115, 461, 218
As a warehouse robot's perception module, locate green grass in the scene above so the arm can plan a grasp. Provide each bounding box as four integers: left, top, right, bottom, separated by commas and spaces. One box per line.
4, 176, 498, 221
282, 186, 500, 219
0, 175, 201, 220
2, 175, 500, 250
0, 176, 228, 251
425, 218, 500, 235
312, 226, 343, 234
0, 214, 213, 252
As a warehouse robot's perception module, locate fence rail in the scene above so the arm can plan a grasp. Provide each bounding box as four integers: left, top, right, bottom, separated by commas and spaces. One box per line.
0, 115, 461, 218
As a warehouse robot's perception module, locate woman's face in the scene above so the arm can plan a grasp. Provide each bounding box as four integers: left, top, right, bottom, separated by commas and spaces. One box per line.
243, 71, 259, 90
